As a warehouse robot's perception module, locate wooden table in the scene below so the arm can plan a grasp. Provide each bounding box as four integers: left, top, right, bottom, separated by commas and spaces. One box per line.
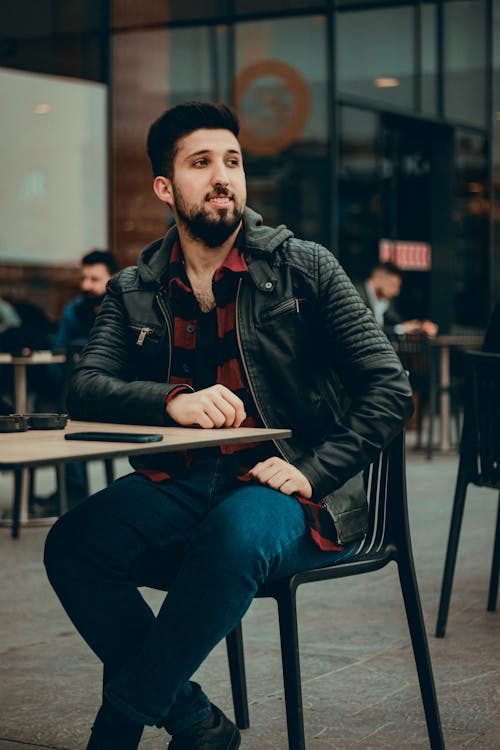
0, 420, 292, 538
429, 335, 484, 451
0, 351, 66, 413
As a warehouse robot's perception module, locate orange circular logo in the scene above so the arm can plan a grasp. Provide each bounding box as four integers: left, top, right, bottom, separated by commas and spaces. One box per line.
233, 60, 310, 156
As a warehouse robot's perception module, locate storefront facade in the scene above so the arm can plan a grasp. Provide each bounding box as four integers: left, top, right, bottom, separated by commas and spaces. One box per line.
1, 0, 499, 330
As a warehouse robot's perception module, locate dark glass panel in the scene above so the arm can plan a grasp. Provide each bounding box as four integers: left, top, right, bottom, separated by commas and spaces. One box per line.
337, 5, 415, 110
421, 2, 437, 116
444, 0, 487, 127
451, 130, 489, 327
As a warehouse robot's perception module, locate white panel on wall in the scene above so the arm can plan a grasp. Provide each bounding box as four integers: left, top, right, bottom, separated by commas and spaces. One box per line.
0, 67, 107, 265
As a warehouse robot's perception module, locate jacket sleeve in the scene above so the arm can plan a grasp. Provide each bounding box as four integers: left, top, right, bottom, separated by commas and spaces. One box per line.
67, 280, 187, 425
293, 246, 414, 499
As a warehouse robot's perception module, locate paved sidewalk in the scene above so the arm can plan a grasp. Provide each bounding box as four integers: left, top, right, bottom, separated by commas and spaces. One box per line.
0, 446, 499, 749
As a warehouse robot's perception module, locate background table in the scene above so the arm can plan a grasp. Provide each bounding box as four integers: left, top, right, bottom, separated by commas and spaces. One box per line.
0, 351, 66, 413
0, 420, 292, 537
429, 334, 484, 450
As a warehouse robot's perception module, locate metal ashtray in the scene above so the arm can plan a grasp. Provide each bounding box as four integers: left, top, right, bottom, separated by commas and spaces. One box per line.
0, 414, 29, 432
25, 413, 68, 430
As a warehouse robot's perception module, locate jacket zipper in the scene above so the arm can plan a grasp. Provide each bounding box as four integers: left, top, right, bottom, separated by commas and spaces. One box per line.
155, 291, 173, 381
261, 297, 300, 320
235, 278, 290, 463
135, 326, 153, 346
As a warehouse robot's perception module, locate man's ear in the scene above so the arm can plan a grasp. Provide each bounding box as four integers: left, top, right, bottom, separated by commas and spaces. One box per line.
153, 176, 173, 206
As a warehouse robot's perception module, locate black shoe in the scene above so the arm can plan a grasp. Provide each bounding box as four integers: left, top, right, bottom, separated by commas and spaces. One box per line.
86, 701, 144, 750
168, 704, 240, 750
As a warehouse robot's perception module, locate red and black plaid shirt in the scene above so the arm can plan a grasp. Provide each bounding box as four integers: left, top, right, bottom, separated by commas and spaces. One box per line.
138, 241, 342, 551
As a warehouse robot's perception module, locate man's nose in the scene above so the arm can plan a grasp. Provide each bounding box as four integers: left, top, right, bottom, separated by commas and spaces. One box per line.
211, 163, 229, 186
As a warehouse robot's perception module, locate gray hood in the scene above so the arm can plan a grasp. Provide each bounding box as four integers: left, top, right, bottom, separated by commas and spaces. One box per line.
136, 206, 294, 286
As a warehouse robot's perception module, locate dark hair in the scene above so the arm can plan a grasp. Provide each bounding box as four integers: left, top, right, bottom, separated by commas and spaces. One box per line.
371, 261, 403, 279
82, 249, 119, 275
146, 101, 240, 178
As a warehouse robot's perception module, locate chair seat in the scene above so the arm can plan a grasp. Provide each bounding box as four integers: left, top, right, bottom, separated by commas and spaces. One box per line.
257, 544, 397, 597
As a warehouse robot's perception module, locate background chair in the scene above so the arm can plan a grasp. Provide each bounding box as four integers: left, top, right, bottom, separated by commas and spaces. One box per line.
394, 333, 462, 460
435, 351, 500, 638
147, 432, 444, 750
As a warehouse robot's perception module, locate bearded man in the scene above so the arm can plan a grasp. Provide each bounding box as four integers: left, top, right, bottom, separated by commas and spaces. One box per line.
44, 102, 413, 750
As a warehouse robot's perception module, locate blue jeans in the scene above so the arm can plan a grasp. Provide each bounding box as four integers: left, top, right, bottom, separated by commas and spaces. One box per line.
44, 452, 355, 734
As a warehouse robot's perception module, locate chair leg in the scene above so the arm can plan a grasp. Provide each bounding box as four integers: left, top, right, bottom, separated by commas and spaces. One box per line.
276, 588, 306, 750
435, 466, 469, 637
426, 382, 435, 461
226, 624, 250, 729
397, 555, 445, 750
487, 491, 500, 612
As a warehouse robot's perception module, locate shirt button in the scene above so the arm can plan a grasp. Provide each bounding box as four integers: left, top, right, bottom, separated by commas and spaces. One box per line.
182, 363, 191, 373
186, 324, 195, 333
264, 281, 273, 290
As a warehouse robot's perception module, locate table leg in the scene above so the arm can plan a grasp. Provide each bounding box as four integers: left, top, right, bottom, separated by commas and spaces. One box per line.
12, 467, 29, 538
13, 364, 27, 414
439, 346, 451, 451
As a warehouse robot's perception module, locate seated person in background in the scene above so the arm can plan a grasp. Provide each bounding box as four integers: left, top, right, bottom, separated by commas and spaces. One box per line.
0, 296, 21, 338
482, 301, 500, 353
355, 262, 438, 340
53, 249, 120, 354
40, 249, 120, 512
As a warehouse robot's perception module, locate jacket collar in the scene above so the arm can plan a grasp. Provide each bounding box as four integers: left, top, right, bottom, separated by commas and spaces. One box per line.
136, 206, 294, 290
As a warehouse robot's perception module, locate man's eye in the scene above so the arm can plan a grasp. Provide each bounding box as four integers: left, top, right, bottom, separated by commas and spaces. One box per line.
193, 159, 208, 167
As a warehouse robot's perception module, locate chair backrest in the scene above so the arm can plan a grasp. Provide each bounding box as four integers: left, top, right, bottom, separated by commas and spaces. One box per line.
393, 333, 432, 384
461, 351, 500, 489
352, 430, 408, 558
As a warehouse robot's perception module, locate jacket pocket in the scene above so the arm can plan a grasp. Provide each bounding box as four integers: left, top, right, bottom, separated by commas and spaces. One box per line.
257, 297, 306, 324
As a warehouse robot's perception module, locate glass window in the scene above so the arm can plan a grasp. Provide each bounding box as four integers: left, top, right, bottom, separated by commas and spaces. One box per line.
112, 0, 226, 28
234, 16, 330, 246
337, 5, 416, 110
112, 26, 229, 262
491, 0, 500, 301
444, 0, 487, 127
421, 1, 437, 116
337, 107, 380, 278
452, 130, 489, 327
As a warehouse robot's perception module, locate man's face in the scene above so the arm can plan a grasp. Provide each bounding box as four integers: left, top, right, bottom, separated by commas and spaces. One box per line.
80, 263, 112, 298
372, 270, 402, 301
155, 128, 247, 247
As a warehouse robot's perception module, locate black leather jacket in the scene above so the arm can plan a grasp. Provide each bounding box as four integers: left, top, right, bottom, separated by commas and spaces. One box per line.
68, 207, 413, 543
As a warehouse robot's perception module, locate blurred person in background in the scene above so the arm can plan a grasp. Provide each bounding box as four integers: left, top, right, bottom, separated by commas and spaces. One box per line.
355, 262, 438, 340
53, 249, 120, 354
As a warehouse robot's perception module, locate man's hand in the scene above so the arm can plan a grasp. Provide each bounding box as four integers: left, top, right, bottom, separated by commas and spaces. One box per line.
248, 456, 313, 499
402, 319, 423, 334
166, 385, 246, 428
421, 319, 438, 337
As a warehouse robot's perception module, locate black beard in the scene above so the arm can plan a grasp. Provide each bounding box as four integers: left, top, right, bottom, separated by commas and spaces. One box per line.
173, 184, 243, 248
178, 209, 242, 248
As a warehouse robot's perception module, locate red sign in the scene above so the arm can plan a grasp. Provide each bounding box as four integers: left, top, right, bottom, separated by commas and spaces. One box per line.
379, 239, 431, 270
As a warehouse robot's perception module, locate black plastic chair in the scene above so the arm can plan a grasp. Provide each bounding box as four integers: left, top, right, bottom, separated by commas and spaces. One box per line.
224, 431, 445, 750
435, 351, 500, 638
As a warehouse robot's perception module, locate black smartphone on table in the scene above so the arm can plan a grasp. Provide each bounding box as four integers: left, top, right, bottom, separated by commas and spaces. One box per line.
65, 431, 163, 443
